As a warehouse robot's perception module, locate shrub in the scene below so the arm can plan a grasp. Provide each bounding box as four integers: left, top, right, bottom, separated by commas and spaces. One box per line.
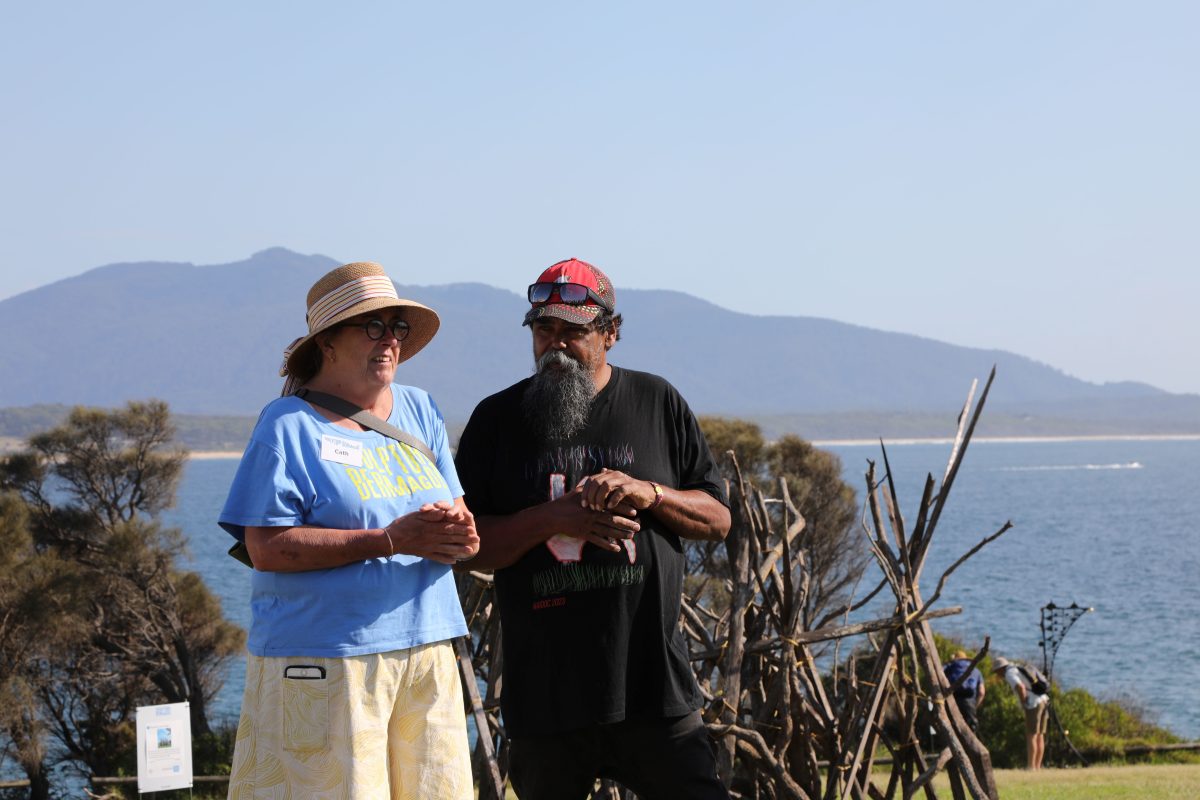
933, 634, 1188, 768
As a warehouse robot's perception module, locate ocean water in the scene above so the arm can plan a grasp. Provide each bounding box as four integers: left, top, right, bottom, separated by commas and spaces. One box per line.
169, 437, 1200, 739
822, 437, 1200, 740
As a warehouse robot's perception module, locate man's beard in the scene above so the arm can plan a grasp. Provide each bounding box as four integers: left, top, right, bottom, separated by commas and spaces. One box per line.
522, 350, 596, 442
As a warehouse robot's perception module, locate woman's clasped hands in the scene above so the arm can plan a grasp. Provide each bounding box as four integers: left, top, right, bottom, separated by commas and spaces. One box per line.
385, 499, 480, 564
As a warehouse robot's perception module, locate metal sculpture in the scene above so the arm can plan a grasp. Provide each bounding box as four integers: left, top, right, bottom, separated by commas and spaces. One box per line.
1039, 601, 1094, 766
1039, 601, 1093, 679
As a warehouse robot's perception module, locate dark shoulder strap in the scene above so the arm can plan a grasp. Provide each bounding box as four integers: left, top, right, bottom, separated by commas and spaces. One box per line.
296, 388, 437, 463
1017, 664, 1042, 683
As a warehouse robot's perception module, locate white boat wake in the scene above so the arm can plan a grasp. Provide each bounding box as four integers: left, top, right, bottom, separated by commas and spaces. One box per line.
998, 462, 1144, 472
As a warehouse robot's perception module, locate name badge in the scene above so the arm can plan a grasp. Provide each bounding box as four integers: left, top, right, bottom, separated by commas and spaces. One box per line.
320, 434, 363, 467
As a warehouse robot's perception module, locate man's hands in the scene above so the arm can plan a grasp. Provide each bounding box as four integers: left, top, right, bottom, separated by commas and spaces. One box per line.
556, 468, 663, 553
387, 499, 481, 565
578, 468, 659, 513
580, 468, 730, 543
548, 481, 641, 554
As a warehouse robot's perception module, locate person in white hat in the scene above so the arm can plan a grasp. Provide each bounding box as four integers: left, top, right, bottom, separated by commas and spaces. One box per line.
455, 258, 732, 799
219, 261, 479, 799
992, 656, 1050, 770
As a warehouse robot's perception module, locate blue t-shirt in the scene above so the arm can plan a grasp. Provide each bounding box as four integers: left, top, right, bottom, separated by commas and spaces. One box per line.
219, 384, 467, 658
944, 659, 983, 698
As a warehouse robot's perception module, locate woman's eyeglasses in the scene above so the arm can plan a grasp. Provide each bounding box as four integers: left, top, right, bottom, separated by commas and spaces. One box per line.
334, 319, 411, 341
527, 281, 612, 311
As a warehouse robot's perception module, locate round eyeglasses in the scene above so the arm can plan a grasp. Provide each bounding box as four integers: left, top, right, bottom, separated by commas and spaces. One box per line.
333, 318, 411, 341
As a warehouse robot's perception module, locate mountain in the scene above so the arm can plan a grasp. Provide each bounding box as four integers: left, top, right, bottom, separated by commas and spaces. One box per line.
3, 248, 1198, 437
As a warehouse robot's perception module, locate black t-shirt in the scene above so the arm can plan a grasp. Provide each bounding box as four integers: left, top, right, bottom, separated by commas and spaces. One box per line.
455, 366, 727, 737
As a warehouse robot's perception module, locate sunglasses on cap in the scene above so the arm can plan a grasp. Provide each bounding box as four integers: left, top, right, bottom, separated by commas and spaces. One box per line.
527, 282, 612, 311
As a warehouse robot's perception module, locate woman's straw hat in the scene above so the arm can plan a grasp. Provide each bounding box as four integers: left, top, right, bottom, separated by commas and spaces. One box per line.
280, 261, 439, 393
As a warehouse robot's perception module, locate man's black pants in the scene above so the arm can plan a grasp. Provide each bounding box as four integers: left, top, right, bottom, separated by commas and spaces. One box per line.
508, 710, 730, 800
954, 695, 979, 731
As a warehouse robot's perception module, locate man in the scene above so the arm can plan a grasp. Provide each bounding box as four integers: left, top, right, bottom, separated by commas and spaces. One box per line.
455, 258, 732, 800
991, 656, 1049, 770
942, 650, 985, 732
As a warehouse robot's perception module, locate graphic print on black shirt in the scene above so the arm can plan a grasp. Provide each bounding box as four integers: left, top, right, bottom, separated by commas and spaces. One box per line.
543, 448, 637, 566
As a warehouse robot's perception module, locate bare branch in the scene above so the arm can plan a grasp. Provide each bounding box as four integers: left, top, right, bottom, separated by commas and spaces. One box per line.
915, 521, 1013, 619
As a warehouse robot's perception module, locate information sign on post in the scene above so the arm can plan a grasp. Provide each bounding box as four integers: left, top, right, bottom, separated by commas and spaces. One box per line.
136, 702, 193, 793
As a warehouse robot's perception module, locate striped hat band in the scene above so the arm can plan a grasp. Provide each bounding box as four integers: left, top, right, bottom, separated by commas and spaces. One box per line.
306, 275, 400, 333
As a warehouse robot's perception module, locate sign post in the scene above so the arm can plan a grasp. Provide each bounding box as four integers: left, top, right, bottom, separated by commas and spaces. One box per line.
136, 702, 193, 793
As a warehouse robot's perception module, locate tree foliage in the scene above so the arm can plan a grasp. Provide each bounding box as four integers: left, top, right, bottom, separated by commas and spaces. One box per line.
698, 416, 868, 630
0, 492, 79, 798
0, 402, 244, 793
0, 405, 257, 454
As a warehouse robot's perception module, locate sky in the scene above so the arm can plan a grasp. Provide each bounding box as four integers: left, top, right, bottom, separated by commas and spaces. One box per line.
2, 2, 1198, 393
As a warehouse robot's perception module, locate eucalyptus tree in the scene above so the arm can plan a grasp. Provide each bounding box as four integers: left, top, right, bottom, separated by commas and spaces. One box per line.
697, 417, 867, 630
0, 401, 243, 783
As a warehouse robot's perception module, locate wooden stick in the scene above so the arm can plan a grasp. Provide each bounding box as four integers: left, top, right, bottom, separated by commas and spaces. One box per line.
915, 522, 1013, 620
689, 607, 962, 661
456, 635, 504, 798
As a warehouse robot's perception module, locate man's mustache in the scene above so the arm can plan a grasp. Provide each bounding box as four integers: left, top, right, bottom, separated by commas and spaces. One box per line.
537, 350, 581, 371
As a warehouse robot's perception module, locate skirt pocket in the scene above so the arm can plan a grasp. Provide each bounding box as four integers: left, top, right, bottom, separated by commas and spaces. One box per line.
281, 663, 329, 753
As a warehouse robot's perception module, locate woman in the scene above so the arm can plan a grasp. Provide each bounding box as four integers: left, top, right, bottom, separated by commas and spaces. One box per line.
219, 261, 479, 799
991, 656, 1049, 770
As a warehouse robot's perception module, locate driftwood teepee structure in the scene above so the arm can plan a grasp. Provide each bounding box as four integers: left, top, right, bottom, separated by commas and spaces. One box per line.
459, 371, 1009, 799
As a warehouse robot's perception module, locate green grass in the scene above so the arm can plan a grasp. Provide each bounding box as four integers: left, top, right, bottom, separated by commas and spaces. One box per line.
477, 764, 1200, 799
930, 764, 1200, 800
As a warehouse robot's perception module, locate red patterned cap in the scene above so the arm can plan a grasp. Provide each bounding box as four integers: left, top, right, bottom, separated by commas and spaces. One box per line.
523, 258, 616, 326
